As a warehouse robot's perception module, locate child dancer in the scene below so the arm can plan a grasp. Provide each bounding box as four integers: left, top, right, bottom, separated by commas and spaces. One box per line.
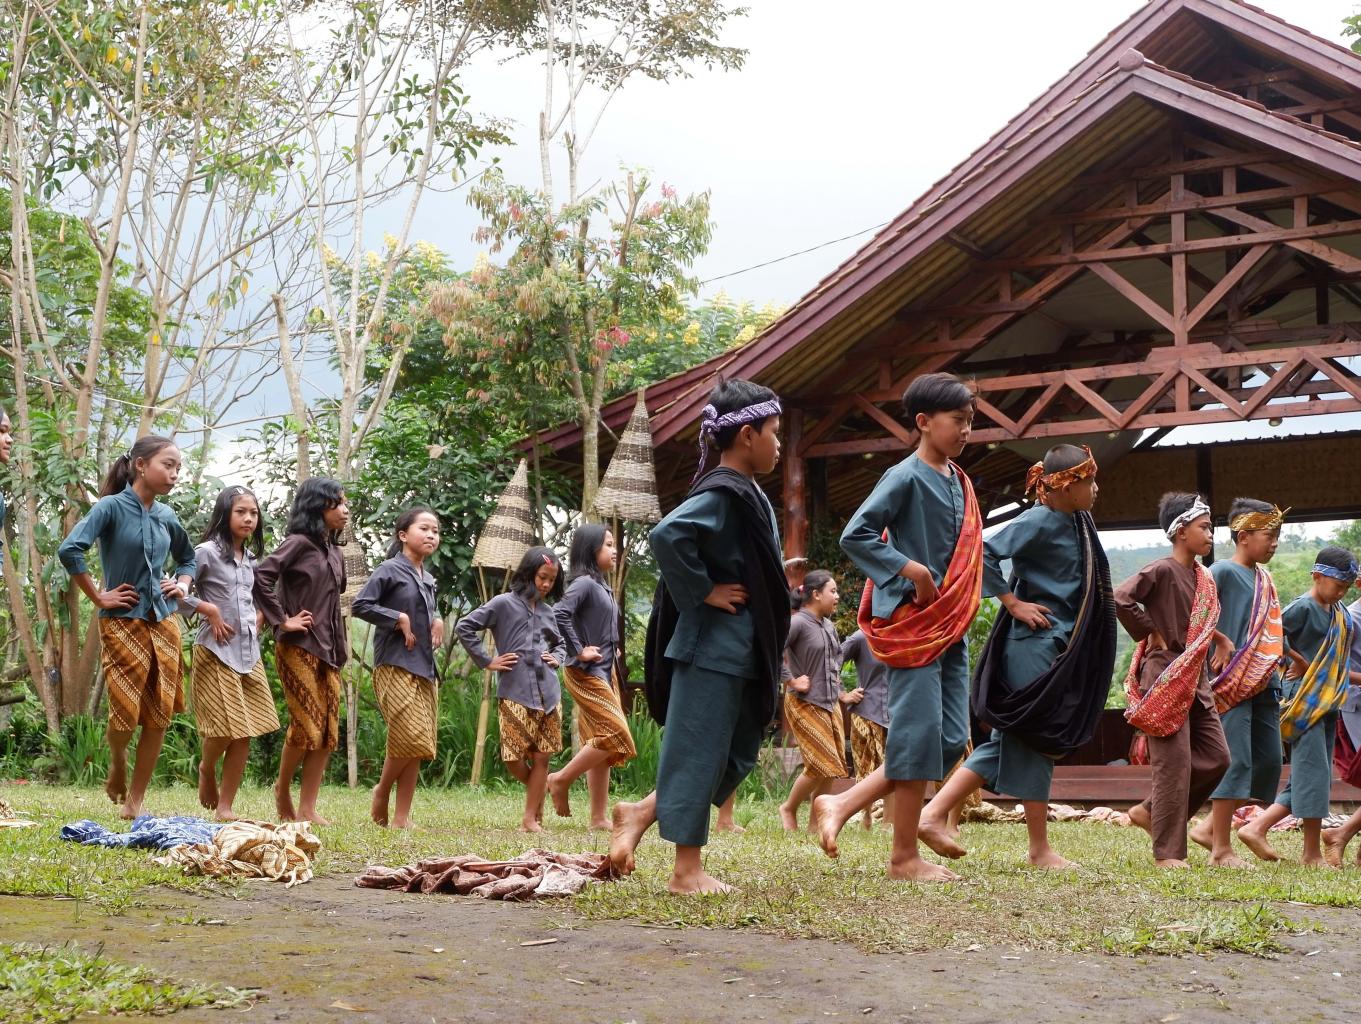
920, 444, 1116, 869
812, 373, 982, 883
1323, 590, 1361, 866
181, 485, 278, 821
253, 477, 349, 825
841, 627, 889, 828
457, 546, 566, 833
1188, 499, 1286, 866
609, 379, 789, 893
548, 524, 636, 830
58, 436, 196, 819
353, 507, 443, 829
1237, 546, 1358, 865
780, 570, 857, 831
1115, 492, 1232, 868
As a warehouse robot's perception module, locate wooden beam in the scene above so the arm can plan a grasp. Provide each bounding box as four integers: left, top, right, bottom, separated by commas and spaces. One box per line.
850, 393, 918, 448
1187, 244, 1273, 329
1047, 181, 1356, 226
1191, 196, 1361, 274
1088, 262, 1176, 331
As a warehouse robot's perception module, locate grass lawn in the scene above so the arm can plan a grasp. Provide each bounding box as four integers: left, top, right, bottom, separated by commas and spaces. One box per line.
3, 781, 1358, 963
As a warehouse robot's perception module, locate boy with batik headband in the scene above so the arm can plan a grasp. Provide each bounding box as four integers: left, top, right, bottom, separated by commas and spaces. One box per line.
1237, 546, 1358, 866
610, 379, 789, 894
920, 443, 1117, 870
812, 372, 982, 883
1115, 493, 1232, 868
1187, 499, 1286, 866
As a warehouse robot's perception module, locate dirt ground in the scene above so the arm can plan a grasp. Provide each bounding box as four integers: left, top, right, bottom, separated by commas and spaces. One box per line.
4, 878, 1359, 1024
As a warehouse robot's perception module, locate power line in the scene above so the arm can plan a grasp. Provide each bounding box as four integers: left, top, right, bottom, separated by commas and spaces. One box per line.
700, 219, 893, 286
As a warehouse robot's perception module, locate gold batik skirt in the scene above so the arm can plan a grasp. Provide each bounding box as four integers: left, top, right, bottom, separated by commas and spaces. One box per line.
498, 699, 563, 762
99, 616, 184, 732
373, 664, 438, 761
849, 714, 887, 780
563, 665, 636, 767
783, 691, 847, 780
190, 646, 279, 740
276, 643, 341, 752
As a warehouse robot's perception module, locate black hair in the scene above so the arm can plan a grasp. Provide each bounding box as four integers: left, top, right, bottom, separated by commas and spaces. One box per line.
1157, 491, 1203, 535
796, 569, 836, 608
566, 523, 610, 586
707, 377, 780, 450
286, 476, 345, 544
99, 435, 177, 497
1042, 443, 1091, 474
902, 372, 975, 423
201, 484, 265, 559
1315, 546, 1358, 574
509, 545, 564, 602
387, 506, 439, 559
1227, 497, 1274, 542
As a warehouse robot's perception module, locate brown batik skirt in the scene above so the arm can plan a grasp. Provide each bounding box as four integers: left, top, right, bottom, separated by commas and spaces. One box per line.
498, 699, 563, 762
849, 715, 887, 780
190, 647, 279, 740
783, 691, 847, 780
276, 643, 341, 752
563, 665, 636, 767
99, 616, 184, 732
373, 664, 438, 761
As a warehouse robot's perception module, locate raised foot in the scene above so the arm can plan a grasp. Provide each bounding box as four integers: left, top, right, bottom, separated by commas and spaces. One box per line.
888, 856, 961, 882
1321, 827, 1349, 869
1207, 851, 1251, 869
667, 870, 735, 895
1027, 850, 1078, 871
197, 759, 218, 811
105, 756, 128, 806
1188, 819, 1213, 852
811, 794, 844, 859
1236, 827, 1281, 863
1126, 803, 1152, 835
918, 818, 967, 860
1154, 858, 1190, 870
274, 782, 297, 823
370, 786, 389, 828
609, 800, 653, 876
546, 772, 572, 818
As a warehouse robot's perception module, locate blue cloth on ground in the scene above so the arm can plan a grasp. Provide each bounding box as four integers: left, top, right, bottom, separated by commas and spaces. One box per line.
60, 815, 222, 849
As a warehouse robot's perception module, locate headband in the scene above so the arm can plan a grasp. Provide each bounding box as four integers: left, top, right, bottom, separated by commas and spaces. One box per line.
1164, 498, 1211, 541
1024, 445, 1098, 500
1228, 505, 1289, 533
1313, 560, 1359, 583
692, 398, 783, 482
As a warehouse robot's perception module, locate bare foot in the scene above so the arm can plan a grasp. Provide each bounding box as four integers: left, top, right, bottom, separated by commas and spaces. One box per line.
778, 803, 798, 831
589, 819, 611, 832
105, 753, 128, 806
1028, 850, 1078, 871
609, 801, 653, 876
714, 819, 745, 834
918, 818, 967, 859
1154, 858, 1190, 869
274, 781, 297, 822
860, 811, 874, 831
1207, 851, 1251, 869
812, 794, 845, 859
888, 855, 961, 882
1127, 803, 1152, 835
197, 760, 218, 811
519, 819, 544, 834
546, 772, 572, 817
392, 818, 416, 830
668, 869, 736, 894
299, 809, 331, 827
1321, 827, 1348, 869
1188, 818, 1212, 852
1300, 852, 1336, 869
119, 798, 143, 821
213, 808, 240, 823
370, 786, 389, 827
1237, 827, 1281, 863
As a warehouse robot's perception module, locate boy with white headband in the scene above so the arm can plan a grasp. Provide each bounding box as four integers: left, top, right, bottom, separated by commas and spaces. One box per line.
1114, 492, 1232, 868
1237, 545, 1358, 866
610, 378, 789, 893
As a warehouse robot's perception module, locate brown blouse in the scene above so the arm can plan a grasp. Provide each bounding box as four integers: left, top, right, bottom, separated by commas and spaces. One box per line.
253, 533, 348, 669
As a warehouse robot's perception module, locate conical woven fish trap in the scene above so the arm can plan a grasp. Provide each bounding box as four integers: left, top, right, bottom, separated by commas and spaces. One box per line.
472, 459, 536, 570
592, 393, 661, 524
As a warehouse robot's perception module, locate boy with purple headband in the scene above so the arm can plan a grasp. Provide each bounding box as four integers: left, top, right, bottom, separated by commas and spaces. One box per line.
610, 379, 790, 893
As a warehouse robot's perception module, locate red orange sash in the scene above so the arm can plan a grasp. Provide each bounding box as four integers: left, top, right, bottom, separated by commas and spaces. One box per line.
857, 464, 983, 669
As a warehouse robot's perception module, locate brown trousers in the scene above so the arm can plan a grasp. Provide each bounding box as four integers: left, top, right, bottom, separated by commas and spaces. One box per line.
1133, 677, 1231, 860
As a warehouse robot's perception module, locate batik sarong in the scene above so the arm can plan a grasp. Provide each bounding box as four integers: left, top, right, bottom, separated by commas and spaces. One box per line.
563, 664, 636, 766
374, 664, 438, 760
99, 616, 184, 732
277, 642, 341, 752
783, 691, 846, 779
190, 646, 279, 740
498, 699, 563, 761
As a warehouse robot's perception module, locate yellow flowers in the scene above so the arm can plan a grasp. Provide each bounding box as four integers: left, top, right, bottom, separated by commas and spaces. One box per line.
734, 324, 757, 344
682, 322, 700, 346
105, 46, 118, 64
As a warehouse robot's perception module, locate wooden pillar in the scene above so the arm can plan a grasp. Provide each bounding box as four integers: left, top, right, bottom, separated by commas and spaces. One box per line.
783, 407, 808, 557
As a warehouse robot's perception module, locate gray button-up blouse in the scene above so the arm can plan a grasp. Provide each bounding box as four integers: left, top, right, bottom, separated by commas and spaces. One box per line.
181, 540, 261, 673
841, 628, 890, 728
457, 591, 566, 711
554, 574, 619, 682
352, 554, 439, 682
783, 608, 844, 712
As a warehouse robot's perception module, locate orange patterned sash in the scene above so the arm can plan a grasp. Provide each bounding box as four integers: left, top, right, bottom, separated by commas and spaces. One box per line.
1123, 562, 1219, 737
857, 464, 983, 669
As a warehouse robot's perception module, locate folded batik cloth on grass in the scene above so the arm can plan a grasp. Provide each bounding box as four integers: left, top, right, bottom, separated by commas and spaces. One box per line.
0, 795, 36, 829
961, 801, 1133, 826
355, 849, 617, 901
153, 820, 320, 887
61, 815, 222, 849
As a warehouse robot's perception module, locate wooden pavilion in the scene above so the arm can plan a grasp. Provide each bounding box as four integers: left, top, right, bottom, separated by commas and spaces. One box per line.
534, 0, 1361, 550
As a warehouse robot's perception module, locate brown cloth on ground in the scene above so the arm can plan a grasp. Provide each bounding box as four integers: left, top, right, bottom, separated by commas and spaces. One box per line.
355, 849, 617, 901
154, 819, 320, 887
